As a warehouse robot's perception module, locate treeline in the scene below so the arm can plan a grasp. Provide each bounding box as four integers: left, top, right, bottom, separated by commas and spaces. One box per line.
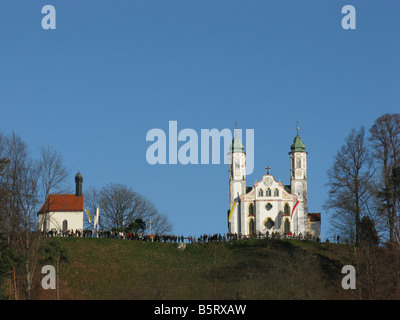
0, 131, 171, 299
325, 113, 400, 247
84, 183, 172, 234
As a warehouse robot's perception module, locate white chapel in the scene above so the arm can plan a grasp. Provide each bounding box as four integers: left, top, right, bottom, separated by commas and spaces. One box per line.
37, 171, 84, 233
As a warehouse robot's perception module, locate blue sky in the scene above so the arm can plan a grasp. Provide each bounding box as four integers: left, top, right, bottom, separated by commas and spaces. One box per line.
0, 0, 399, 240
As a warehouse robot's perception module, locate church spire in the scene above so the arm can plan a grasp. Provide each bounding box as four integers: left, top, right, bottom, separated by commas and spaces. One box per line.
290, 123, 306, 153
75, 170, 83, 197
231, 121, 244, 153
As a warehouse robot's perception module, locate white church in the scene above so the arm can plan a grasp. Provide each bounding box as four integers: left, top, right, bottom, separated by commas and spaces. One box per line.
37, 171, 84, 233
228, 127, 321, 240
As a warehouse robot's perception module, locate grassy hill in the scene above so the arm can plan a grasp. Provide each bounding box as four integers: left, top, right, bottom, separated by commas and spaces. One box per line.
33, 237, 400, 300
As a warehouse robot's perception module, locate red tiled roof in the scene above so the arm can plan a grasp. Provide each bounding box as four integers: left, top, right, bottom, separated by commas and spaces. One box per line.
38, 194, 84, 214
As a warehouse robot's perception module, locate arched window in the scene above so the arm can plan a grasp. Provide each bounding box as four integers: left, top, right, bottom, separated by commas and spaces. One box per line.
284, 204, 290, 216
296, 158, 301, 169
235, 160, 240, 170
274, 188, 279, 197
62, 219, 68, 232
258, 189, 263, 197
249, 219, 255, 234
284, 219, 290, 235
248, 203, 254, 216
266, 188, 271, 196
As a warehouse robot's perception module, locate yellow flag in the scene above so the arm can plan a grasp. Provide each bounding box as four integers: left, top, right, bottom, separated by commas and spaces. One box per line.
228, 202, 237, 222
85, 209, 92, 223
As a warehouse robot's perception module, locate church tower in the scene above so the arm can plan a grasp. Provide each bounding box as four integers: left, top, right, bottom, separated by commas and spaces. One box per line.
289, 126, 308, 235
75, 170, 83, 197
228, 129, 246, 234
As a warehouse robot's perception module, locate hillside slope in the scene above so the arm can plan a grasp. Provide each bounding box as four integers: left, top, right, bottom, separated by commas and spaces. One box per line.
34, 237, 400, 300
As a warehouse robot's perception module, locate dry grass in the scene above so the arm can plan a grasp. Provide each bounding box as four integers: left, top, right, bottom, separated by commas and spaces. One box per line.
30, 237, 400, 300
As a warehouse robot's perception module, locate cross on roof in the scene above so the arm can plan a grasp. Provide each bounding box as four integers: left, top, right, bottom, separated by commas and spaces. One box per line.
265, 166, 271, 175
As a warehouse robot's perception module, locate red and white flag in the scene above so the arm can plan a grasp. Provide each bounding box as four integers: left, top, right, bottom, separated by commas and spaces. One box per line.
291, 201, 299, 219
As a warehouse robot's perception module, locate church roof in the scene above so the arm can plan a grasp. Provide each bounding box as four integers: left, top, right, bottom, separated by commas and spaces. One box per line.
38, 194, 84, 214
284, 185, 291, 193
75, 170, 83, 181
230, 134, 244, 153
290, 133, 306, 153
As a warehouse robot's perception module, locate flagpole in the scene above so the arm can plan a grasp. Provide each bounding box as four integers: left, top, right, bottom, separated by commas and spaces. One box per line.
92, 213, 95, 237
92, 207, 96, 237
97, 206, 99, 238
149, 217, 152, 242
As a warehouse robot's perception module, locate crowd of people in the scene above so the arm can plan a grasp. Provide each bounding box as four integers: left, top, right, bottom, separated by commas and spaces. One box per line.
227, 231, 318, 241
43, 228, 319, 243
44, 228, 225, 243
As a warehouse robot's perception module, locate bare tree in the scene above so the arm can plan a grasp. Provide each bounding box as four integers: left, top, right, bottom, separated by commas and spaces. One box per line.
325, 127, 375, 244
0, 133, 10, 235
82, 186, 99, 229
85, 183, 172, 233
38, 145, 69, 197
0, 133, 68, 299
2, 133, 41, 299
369, 113, 400, 245
37, 145, 69, 233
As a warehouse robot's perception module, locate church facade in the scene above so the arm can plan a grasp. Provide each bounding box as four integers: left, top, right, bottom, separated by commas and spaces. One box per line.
228, 128, 320, 240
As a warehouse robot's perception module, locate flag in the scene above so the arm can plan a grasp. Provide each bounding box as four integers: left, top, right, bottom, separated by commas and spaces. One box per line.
291, 200, 299, 219
85, 209, 92, 223
97, 207, 100, 225
94, 207, 100, 227
228, 202, 237, 222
